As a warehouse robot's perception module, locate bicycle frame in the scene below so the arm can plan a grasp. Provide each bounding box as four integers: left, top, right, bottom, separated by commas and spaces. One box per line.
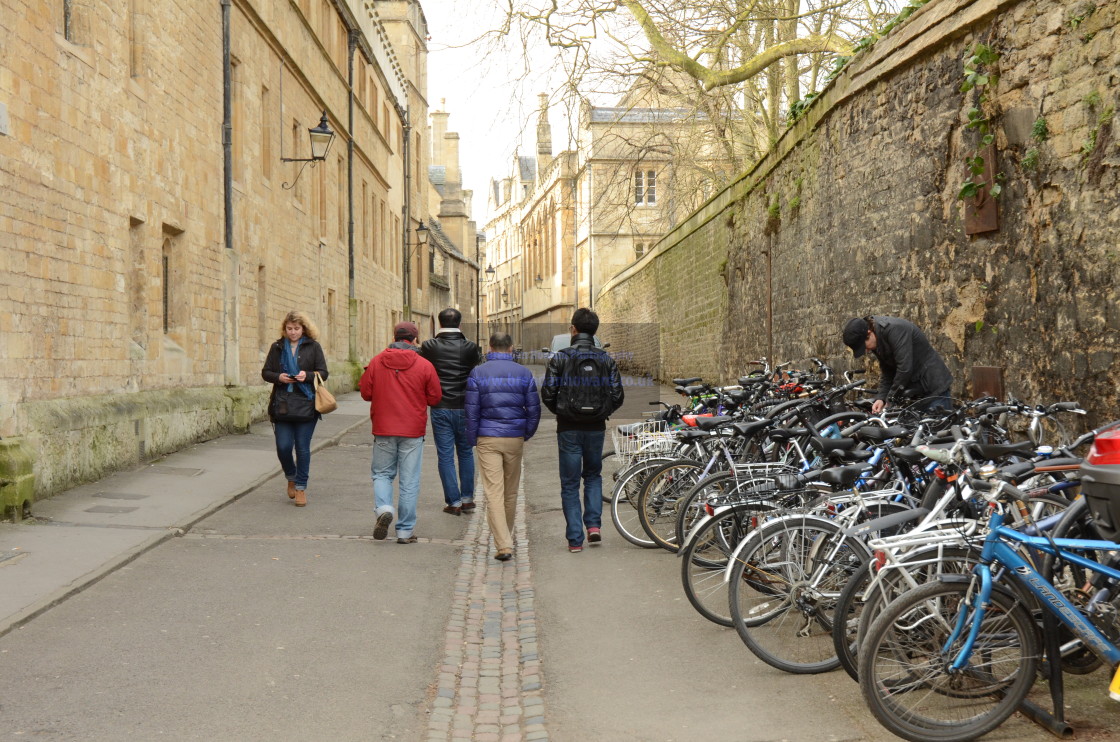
948, 510, 1120, 672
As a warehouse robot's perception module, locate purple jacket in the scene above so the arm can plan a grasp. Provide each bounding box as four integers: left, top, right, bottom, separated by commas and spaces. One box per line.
464, 353, 541, 445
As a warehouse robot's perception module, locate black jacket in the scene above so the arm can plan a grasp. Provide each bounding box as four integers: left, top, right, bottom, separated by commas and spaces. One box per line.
420, 330, 482, 409
870, 316, 953, 402
261, 338, 329, 422
541, 333, 625, 432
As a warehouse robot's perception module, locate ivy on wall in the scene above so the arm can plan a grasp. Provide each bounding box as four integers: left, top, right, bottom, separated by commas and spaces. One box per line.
957, 43, 1003, 201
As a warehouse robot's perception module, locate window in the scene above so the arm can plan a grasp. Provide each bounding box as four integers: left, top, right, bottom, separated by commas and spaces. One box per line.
292, 119, 303, 202
257, 265, 268, 353
327, 288, 336, 353
261, 86, 272, 181
231, 58, 243, 180
127, 0, 144, 77
361, 181, 369, 254
129, 218, 146, 348
337, 155, 345, 240
63, 0, 86, 43
161, 224, 186, 338
634, 169, 656, 205
317, 162, 327, 235
635, 242, 646, 259
378, 199, 386, 266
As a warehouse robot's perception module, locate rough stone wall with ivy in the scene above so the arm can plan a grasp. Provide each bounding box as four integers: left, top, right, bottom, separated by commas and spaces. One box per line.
597, 0, 1119, 423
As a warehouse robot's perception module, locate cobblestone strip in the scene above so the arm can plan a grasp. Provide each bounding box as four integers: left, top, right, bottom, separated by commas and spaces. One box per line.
427, 474, 547, 742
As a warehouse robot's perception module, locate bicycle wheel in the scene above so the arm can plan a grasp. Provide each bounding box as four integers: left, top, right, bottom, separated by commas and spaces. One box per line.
834, 544, 981, 683
601, 451, 621, 503
610, 459, 670, 548
858, 578, 1039, 742
728, 514, 870, 674
680, 501, 776, 626
636, 460, 705, 552
673, 471, 737, 548
1041, 496, 1109, 675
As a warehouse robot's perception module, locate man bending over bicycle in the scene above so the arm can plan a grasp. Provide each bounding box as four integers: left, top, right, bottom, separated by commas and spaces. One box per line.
842, 315, 954, 414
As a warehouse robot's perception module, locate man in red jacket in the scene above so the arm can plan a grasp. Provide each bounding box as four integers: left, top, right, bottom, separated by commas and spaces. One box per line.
359, 321, 442, 543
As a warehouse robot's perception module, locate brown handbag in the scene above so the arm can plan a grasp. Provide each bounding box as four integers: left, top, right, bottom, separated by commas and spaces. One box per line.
313, 372, 338, 414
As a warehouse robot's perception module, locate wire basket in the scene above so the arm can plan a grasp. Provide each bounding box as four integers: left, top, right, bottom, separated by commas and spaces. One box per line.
611, 419, 678, 467
729, 462, 799, 485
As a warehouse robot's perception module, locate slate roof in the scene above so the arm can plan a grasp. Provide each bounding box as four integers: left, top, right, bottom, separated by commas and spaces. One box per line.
518, 156, 536, 182
428, 220, 478, 267
590, 107, 699, 124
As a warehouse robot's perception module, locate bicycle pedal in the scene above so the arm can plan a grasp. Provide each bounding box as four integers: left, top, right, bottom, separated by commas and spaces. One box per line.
1110, 664, 1120, 702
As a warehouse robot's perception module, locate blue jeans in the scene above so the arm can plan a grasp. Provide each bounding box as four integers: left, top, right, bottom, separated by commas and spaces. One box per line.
372, 435, 425, 538
557, 429, 605, 546
430, 408, 475, 506
273, 419, 318, 489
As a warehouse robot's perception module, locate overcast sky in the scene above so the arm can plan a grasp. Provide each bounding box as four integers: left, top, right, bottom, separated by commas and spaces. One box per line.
425, 0, 576, 228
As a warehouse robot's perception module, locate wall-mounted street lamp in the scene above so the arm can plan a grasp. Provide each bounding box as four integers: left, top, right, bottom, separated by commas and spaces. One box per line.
281, 112, 336, 190
485, 264, 496, 280
403, 220, 430, 320
534, 274, 543, 287
501, 288, 509, 304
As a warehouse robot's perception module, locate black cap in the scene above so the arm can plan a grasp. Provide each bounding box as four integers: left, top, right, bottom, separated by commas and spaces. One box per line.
843, 317, 869, 358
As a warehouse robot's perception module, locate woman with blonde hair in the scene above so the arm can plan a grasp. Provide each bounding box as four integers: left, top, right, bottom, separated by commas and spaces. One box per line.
261, 310, 329, 507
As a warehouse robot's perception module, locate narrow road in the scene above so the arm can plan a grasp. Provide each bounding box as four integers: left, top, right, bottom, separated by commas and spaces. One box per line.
0, 386, 1106, 741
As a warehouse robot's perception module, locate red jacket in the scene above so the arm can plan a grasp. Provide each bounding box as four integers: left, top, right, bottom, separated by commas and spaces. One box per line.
359, 345, 442, 437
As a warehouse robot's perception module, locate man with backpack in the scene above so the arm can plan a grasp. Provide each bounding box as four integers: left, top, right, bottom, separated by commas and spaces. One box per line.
541, 308, 625, 553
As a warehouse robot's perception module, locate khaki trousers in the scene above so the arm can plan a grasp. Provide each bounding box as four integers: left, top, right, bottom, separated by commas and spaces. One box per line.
475, 436, 524, 552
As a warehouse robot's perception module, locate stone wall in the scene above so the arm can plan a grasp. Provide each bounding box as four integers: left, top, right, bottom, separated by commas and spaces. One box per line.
597, 0, 1119, 425
0, 0, 407, 510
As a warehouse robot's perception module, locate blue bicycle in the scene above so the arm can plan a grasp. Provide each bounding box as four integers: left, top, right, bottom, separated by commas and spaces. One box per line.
857, 471, 1120, 742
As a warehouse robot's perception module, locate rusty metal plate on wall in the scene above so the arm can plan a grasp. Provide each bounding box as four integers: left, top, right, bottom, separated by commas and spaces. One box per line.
971, 365, 1005, 399
964, 144, 1000, 235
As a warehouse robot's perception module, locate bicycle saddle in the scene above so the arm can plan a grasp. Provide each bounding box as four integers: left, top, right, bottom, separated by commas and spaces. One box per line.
730, 419, 774, 437
855, 425, 908, 443
968, 440, 1034, 460
694, 415, 735, 431
817, 464, 872, 488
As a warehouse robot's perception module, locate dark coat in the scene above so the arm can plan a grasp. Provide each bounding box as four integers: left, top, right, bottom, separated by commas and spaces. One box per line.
420, 330, 482, 409
540, 333, 625, 432
870, 316, 953, 401
464, 353, 541, 445
261, 338, 328, 423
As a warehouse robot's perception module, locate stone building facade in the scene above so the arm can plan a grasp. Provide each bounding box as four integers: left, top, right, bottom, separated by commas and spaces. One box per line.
596, 0, 1119, 425
426, 105, 481, 341
484, 87, 714, 356
0, 0, 439, 514
483, 155, 536, 348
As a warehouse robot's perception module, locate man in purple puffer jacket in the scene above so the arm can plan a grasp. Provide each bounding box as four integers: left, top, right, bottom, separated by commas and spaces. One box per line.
464, 332, 541, 562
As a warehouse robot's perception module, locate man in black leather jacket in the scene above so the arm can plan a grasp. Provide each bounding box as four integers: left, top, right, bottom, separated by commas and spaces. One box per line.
843, 315, 954, 413
541, 308, 624, 552
421, 308, 483, 514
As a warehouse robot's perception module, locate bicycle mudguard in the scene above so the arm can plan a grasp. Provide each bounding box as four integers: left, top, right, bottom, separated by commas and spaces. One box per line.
678, 510, 718, 555
721, 512, 837, 583
845, 507, 929, 539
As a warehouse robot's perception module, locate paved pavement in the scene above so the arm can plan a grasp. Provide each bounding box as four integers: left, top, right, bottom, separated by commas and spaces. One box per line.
1, 389, 1117, 740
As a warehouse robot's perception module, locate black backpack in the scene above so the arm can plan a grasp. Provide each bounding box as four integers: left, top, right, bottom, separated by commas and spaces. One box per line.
555, 347, 615, 421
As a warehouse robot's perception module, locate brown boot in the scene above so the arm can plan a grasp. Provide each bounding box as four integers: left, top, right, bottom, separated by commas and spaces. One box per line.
294, 490, 307, 507
287, 481, 297, 499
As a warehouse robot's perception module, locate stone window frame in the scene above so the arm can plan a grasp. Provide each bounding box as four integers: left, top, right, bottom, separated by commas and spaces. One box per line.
634, 169, 657, 206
